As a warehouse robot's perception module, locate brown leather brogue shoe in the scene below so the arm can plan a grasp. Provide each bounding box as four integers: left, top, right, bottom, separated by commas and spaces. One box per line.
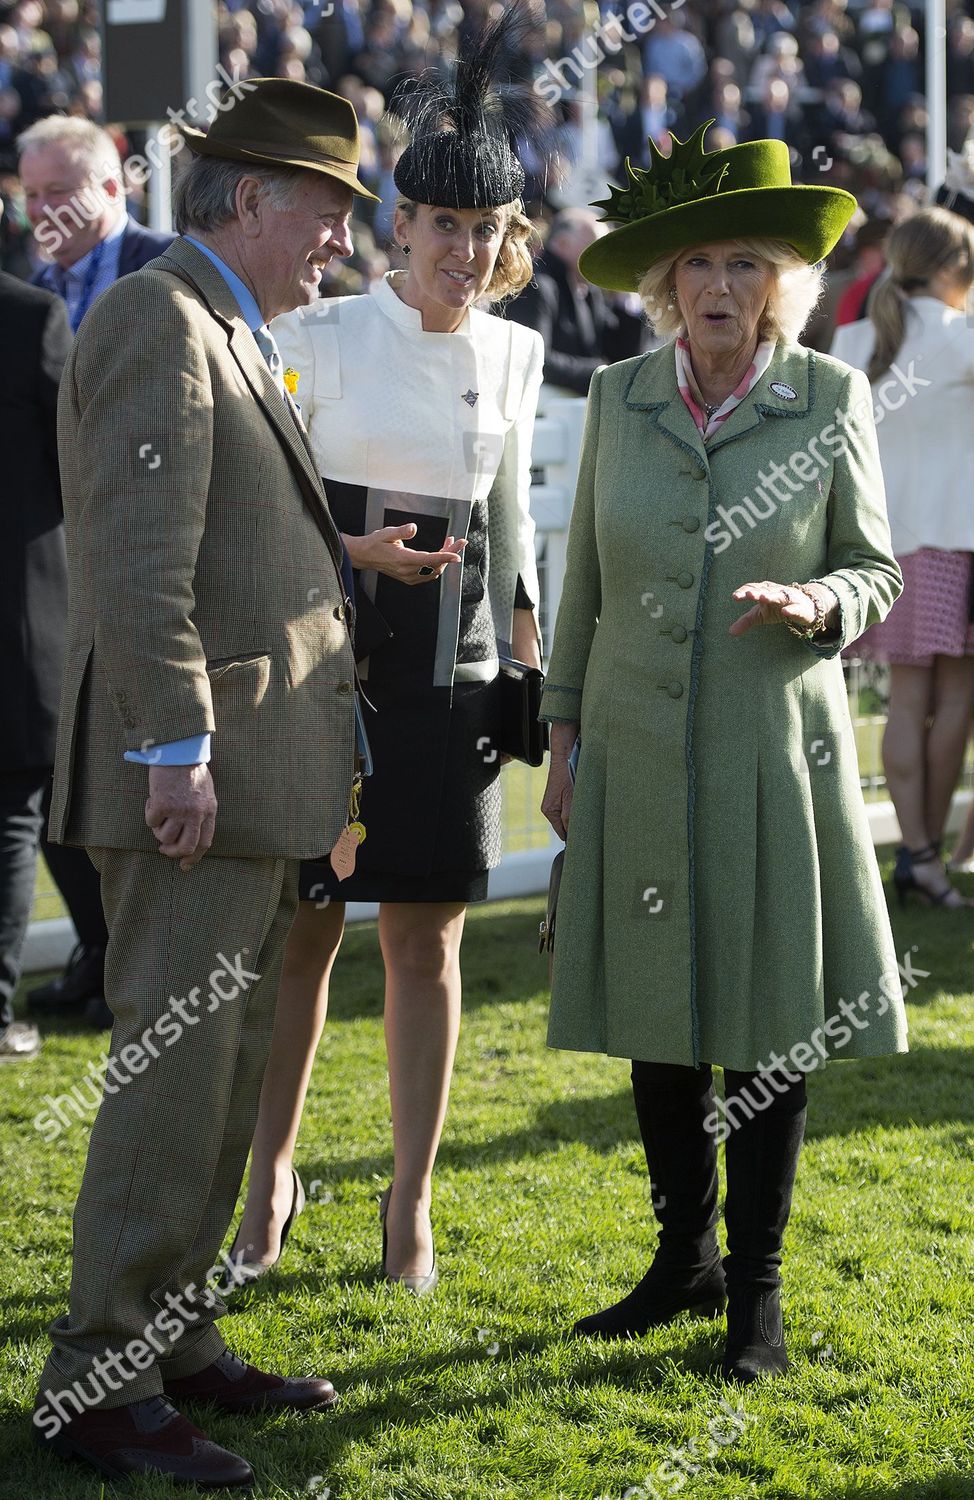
163, 1348, 337, 1413
32, 1392, 253, 1486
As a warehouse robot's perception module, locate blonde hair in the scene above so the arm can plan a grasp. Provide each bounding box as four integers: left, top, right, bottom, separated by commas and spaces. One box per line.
866, 207, 974, 381
638, 237, 824, 345
397, 197, 538, 304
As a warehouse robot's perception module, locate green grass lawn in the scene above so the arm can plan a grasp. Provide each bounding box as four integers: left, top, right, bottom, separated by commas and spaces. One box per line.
2, 860, 974, 1499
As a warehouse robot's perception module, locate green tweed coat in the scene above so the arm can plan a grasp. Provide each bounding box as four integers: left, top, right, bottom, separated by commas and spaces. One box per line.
539, 341, 909, 1071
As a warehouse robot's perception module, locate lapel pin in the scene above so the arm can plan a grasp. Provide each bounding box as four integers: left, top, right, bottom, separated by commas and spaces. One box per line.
461, 389, 479, 407
770, 381, 798, 401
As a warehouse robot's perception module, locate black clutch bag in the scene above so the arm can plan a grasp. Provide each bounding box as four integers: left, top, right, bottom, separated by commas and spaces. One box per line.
495, 655, 549, 767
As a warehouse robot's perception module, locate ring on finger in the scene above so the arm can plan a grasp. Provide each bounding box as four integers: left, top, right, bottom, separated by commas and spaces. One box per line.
418, 564, 435, 577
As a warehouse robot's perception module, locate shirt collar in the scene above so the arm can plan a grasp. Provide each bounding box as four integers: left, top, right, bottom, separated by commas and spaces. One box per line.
184, 236, 263, 330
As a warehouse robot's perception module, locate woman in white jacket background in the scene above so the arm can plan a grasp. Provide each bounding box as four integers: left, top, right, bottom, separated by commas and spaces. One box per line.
833, 206, 974, 907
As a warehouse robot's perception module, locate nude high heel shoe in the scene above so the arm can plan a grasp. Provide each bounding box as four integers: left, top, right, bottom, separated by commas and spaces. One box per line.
216, 1167, 306, 1295
379, 1184, 439, 1296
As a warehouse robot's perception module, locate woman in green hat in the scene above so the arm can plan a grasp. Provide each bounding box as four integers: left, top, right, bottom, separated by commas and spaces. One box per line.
540, 124, 909, 1382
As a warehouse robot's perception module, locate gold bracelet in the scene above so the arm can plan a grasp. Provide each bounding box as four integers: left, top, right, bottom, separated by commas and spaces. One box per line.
785, 582, 829, 640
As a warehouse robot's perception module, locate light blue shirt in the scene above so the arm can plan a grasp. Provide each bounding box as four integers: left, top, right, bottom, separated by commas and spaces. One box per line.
43, 214, 127, 331
125, 239, 265, 768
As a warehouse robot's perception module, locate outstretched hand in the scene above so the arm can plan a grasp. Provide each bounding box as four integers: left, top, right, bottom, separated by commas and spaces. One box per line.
344, 524, 466, 585
729, 581, 818, 637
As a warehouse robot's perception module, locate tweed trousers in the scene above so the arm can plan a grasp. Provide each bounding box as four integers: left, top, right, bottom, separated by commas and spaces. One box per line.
38, 847, 298, 1409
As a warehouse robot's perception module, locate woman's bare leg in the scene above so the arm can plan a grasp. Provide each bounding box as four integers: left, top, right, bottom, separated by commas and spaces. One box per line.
231, 897, 346, 1264
882, 664, 934, 850
925, 654, 974, 846
949, 784, 974, 865
378, 900, 466, 1280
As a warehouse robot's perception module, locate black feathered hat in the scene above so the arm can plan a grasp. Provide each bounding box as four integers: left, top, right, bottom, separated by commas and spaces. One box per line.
392, 3, 546, 210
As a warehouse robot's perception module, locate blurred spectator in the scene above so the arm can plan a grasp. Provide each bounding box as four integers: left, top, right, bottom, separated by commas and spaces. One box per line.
874, 28, 922, 143
813, 76, 877, 152
18, 115, 171, 318
642, 17, 707, 103
714, 7, 758, 81
750, 0, 796, 49
506, 207, 618, 396
936, 129, 974, 222
802, 28, 860, 93
0, 170, 32, 273
833, 214, 890, 325
747, 77, 805, 150
0, 230, 72, 1061
15, 115, 173, 1030
711, 79, 748, 142
0, 0, 967, 278
749, 30, 806, 96
612, 74, 677, 173
947, 16, 974, 100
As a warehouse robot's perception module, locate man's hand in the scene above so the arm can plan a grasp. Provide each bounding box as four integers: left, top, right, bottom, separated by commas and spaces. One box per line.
146, 764, 217, 871
343, 524, 465, 584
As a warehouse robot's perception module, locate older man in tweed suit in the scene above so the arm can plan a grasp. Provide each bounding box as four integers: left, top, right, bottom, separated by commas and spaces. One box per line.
32, 81, 378, 1488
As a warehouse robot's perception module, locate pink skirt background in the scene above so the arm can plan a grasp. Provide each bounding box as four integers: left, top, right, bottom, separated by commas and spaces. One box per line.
853, 547, 974, 666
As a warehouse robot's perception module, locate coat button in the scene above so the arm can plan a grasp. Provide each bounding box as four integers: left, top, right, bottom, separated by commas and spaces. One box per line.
333, 604, 345, 621
690, 464, 706, 481
667, 681, 684, 699
671, 625, 688, 643
683, 517, 700, 533
677, 571, 694, 588
336, 680, 353, 695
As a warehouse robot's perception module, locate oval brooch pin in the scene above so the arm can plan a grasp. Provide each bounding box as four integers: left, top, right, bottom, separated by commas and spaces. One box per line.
769, 381, 798, 400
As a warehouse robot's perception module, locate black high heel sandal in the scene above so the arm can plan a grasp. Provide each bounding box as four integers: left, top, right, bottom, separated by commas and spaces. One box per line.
893, 843, 968, 909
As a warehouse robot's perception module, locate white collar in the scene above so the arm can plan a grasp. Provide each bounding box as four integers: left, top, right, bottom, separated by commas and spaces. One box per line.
373, 270, 473, 338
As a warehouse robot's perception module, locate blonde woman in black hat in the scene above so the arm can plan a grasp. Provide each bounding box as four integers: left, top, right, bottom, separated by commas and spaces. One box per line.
540, 126, 908, 1381
220, 9, 547, 1297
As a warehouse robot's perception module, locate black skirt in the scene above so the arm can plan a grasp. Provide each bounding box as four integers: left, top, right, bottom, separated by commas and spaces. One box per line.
299, 479, 503, 906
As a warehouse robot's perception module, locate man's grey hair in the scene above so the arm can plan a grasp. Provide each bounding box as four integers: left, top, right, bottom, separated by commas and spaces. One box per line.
17, 115, 123, 182
173, 154, 308, 234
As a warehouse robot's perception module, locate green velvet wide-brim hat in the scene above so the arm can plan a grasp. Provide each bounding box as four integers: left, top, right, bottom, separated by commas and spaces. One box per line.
579, 128, 856, 292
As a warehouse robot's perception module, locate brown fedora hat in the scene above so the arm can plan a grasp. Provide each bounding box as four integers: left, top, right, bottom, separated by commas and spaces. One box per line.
180, 77, 379, 202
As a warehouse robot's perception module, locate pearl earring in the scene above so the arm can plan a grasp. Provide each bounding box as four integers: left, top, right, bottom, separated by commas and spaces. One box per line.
667, 286, 677, 304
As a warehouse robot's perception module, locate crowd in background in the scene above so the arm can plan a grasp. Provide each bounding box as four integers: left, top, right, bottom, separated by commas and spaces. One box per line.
3, 0, 974, 336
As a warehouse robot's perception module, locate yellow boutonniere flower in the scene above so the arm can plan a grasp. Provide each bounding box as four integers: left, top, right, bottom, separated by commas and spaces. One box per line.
283, 366, 300, 396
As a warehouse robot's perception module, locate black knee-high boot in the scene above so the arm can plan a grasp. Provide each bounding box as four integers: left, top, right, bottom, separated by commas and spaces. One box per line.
574, 1060, 727, 1339
721, 1067, 807, 1382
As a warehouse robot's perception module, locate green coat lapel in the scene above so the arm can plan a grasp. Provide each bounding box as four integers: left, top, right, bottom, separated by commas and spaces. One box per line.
624, 348, 709, 468
624, 340, 818, 468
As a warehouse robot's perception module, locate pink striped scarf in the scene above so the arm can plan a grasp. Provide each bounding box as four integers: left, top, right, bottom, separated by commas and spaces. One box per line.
675, 336, 776, 441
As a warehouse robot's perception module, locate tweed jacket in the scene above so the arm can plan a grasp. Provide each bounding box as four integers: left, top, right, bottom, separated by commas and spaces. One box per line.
50, 237, 357, 860
540, 341, 909, 1070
